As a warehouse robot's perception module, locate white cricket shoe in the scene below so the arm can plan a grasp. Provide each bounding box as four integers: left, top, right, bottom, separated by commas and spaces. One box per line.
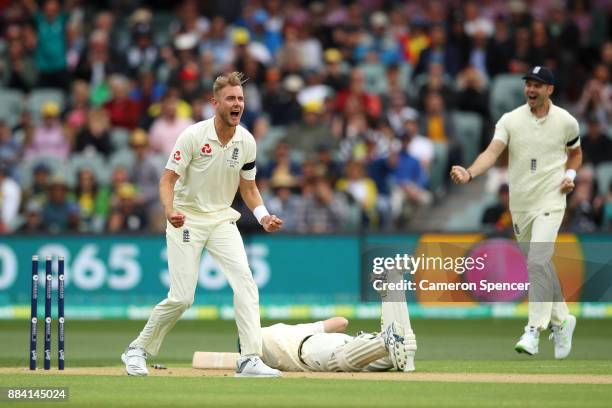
383, 321, 415, 372
121, 346, 149, 376
235, 356, 282, 378
514, 326, 539, 355
549, 315, 576, 360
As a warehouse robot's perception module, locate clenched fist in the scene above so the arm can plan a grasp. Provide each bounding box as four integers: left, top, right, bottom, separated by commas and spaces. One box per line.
166, 210, 185, 228
261, 214, 283, 232
450, 166, 472, 184
560, 178, 575, 194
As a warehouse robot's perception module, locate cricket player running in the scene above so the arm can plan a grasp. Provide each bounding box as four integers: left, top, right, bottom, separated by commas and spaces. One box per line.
450, 66, 581, 359
122, 72, 284, 377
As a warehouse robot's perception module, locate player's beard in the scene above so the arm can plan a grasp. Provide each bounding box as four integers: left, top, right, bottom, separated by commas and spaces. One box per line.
221, 110, 240, 128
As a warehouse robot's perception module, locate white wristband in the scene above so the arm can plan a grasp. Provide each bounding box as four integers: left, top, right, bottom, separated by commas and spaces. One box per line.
253, 205, 269, 225
565, 169, 576, 182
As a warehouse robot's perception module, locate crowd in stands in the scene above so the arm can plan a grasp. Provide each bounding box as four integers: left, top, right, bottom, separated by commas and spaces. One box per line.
0, 0, 611, 235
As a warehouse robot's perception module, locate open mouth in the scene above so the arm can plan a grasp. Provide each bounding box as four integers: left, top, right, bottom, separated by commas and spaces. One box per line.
230, 111, 241, 119
527, 95, 538, 102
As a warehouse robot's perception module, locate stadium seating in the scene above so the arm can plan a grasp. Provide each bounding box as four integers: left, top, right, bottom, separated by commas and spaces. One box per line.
109, 148, 136, 173
596, 162, 612, 195
0, 88, 24, 127
429, 142, 449, 196
27, 88, 66, 123
110, 128, 131, 150
489, 74, 524, 121
452, 111, 482, 167
19, 155, 68, 188
69, 151, 109, 186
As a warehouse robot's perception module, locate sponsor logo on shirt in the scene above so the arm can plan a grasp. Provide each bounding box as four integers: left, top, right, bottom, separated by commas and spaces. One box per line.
183, 228, 190, 243
174, 150, 181, 161
232, 147, 239, 160
202, 144, 213, 156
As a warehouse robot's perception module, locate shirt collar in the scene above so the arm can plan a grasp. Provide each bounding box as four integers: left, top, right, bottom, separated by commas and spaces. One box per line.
208, 117, 243, 143
528, 100, 554, 122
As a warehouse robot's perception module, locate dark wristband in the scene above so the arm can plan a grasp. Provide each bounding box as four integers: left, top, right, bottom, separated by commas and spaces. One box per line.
467, 169, 473, 182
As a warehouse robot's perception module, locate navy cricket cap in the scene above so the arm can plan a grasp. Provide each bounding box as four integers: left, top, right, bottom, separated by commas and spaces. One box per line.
522, 66, 554, 85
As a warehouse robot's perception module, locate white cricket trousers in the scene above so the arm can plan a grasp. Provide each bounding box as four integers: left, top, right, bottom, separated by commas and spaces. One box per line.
131, 207, 262, 356
512, 209, 569, 330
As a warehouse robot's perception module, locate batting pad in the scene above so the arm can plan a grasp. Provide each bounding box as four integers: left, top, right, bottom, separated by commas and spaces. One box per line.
192, 352, 240, 369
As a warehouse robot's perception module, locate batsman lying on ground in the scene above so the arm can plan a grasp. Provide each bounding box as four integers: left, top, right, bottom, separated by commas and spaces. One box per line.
194, 271, 417, 373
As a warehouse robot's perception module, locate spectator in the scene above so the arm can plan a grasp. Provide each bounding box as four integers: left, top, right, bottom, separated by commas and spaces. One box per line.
260, 140, 301, 181
567, 167, 598, 232
455, 66, 490, 119
314, 143, 343, 184
107, 182, 147, 232
73, 167, 110, 232
0, 121, 21, 180
22, 163, 51, 209
129, 128, 162, 210
267, 173, 301, 232
41, 176, 79, 234
0, 38, 37, 92
74, 108, 113, 157
25, 102, 70, 161
481, 183, 512, 231
175, 63, 204, 104
126, 23, 159, 77
103, 75, 140, 129
400, 109, 434, 172
413, 24, 461, 79
295, 176, 351, 233
149, 93, 194, 155
336, 160, 378, 227
0, 163, 21, 234
354, 11, 401, 65
322, 48, 349, 92
26, 0, 69, 89
261, 68, 302, 126
74, 29, 124, 86
17, 200, 45, 234
416, 63, 455, 111
576, 63, 612, 127
285, 100, 336, 160
486, 16, 513, 78
581, 117, 612, 166
390, 134, 431, 225
420, 91, 461, 176
335, 68, 382, 120
65, 80, 91, 136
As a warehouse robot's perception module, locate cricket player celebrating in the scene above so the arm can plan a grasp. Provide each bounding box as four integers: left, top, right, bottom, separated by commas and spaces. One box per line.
122, 72, 284, 377
450, 66, 581, 359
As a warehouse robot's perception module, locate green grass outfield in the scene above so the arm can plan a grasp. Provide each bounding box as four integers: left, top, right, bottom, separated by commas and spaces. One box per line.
1, 318, 611, 407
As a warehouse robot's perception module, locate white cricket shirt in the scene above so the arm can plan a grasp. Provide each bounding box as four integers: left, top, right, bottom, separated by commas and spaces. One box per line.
493, 102, 580, 212
261, 322, 324, 372
165, 117, 257, 213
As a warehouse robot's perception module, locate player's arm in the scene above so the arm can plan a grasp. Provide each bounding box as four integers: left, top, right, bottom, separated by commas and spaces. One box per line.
239, 177, 283, 232
159, 169, 185, 228
560, 145, 582, 194
450, 139, 506, 184
322, 317, 349, 333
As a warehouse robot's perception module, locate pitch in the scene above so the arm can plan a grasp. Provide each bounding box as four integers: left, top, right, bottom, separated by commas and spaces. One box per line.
1, 319, 611, 407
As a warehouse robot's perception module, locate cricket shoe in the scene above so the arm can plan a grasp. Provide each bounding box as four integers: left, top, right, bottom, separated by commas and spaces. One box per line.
383, 321, 415, 372
549, 315, 576, 360
235, 356, 282, 378
121, 346, 148, 376
514, 326, 539, 355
